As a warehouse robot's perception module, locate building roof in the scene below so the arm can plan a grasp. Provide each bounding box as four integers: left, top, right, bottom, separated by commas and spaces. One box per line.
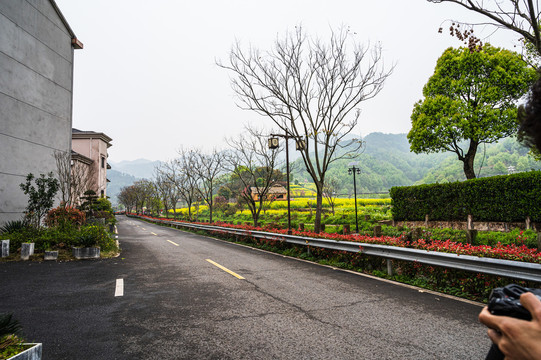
72, 128, 113, 147
49, 0, 83, 49
71, 150, 93, 165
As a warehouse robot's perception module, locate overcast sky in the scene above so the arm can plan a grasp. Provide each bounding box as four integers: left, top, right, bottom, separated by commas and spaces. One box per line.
55, 0, 520, 162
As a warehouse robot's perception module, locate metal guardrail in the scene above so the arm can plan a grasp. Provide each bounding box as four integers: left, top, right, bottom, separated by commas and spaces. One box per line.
134, 216, 541, 283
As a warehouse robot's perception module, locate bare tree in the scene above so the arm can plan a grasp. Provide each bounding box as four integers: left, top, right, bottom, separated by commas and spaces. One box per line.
163, 152, 200, 221
54, 150, 96, 207
193, 149, 225, 223
225, 128, 284, 227
154, 164, 179, 218
53, 150, 71, 207
129, 179, 154, 214
218, 26, 392, 232
429, 1, 541, 61
323, 177, 342, 216
138, 179, 158, 215
118, 185, 137, 213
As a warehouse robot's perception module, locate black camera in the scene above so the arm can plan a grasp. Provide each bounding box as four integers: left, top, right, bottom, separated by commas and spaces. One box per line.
485, 284, 541, 360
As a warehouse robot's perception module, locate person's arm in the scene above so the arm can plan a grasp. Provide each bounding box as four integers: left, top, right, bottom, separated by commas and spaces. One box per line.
479, 292, 541, 359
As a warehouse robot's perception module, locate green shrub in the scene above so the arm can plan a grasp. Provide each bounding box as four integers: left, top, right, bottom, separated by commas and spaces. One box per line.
390, 171, 541, 222
75, 225, 116, 250
0, 313, 25, 359
2, 226, 41, 253
0, 220, 27, 235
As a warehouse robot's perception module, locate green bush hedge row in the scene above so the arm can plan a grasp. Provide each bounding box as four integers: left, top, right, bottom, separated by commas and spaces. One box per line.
389, 171, 541, 222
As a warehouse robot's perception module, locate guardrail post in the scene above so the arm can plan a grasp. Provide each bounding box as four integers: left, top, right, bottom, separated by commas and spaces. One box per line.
466, 230, 477, 245
467, 215, 474, 230
374, 225, 381, 237
412, 227, 423, 241
386, 259, 393, 276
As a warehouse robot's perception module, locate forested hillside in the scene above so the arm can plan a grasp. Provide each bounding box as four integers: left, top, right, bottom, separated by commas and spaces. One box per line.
291, 133, 540, 196
107, 170, 139, 206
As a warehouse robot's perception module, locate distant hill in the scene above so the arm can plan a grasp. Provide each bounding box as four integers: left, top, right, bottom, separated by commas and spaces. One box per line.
417, 137, 541, 183
106, 170, 139, 206
109, 159, 162, 179
291, 133, 540, 195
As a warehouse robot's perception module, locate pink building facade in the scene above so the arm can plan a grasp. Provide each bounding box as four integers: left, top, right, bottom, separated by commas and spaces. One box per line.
71, 129, 112, 198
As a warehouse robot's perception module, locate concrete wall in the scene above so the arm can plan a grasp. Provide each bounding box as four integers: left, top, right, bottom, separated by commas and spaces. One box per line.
0, 0, 76, 225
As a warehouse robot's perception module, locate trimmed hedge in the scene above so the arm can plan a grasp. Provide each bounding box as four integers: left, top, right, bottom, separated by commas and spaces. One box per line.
390, 171, 541, 222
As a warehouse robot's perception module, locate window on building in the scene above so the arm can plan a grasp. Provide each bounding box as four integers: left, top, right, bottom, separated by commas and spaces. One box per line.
101, 157, 105, 168
101, 190, 104, 197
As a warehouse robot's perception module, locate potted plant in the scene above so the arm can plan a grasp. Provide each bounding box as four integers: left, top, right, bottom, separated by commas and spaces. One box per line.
0, 313, 41, 360
72, 225, 102, 259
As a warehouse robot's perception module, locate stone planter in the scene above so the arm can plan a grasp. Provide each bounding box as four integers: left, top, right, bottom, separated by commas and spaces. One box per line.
7, 343, 42, 360
21, 243, 35, 261
72, 247, 100, 259
44, 251, 58, 261
2, 239, 9, 257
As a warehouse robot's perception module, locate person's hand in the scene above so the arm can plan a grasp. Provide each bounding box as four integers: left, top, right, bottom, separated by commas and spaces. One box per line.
479, 292, 541, 360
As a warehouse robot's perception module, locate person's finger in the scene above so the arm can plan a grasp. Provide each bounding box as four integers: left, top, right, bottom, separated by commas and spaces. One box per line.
487, 328, 502, 344
520, 292, 541, 322
479, 306, 501, 329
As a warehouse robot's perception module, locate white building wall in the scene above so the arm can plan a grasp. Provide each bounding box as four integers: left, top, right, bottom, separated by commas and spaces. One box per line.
0, 0, 77, 224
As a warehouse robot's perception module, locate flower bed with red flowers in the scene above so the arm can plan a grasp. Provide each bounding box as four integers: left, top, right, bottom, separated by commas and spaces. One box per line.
131, 213, 541, 264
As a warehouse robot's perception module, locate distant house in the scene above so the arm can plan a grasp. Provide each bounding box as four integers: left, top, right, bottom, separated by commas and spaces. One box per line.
250, 185, 288, 201
0, 0, 83, 225
71, 129, 113, 199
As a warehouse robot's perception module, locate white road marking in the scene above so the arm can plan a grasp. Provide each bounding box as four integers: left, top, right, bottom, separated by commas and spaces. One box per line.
115, 278, 124, 297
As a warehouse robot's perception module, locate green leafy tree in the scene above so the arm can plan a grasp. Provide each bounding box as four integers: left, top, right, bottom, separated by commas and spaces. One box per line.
19, 172, 60, 227
408, 45, 537, 179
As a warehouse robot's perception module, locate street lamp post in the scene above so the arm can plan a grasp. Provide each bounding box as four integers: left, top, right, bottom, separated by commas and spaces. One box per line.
348, 162, 361, 233
269, 133, 305, 235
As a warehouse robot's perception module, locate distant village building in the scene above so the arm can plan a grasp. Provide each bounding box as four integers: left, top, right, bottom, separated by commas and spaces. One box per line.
0, 0, 82, 225
72, 129, 113, 199
250, 185, 288, 201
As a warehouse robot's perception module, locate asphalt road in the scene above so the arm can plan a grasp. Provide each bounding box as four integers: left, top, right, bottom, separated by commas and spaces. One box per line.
0, 215, 493, 359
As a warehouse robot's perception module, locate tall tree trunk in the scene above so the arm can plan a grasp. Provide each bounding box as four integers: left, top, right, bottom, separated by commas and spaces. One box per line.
462, 140, 479, 180
314, 181, 324, 233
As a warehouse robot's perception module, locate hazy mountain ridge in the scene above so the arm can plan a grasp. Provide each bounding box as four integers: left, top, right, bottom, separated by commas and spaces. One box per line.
109, 159, 162, 179
106, 133, 540, 204
107, 159, 162, 205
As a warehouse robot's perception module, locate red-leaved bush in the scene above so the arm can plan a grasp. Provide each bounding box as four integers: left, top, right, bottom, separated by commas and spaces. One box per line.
45, 206, 86, 227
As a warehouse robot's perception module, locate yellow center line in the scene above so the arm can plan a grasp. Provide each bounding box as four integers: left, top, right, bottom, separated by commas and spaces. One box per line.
206, 259, 245, 280
151, 232, 158, 236
141, 227, 146, 230
167, 240, 179, 246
